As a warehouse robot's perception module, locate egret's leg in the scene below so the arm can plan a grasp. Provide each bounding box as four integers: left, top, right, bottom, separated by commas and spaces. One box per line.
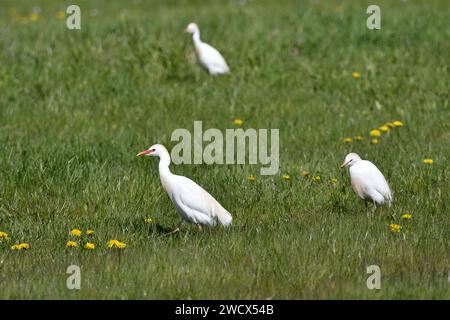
164, 223, 182, 236
197, 224, 203, 232
371, 200, 377, 213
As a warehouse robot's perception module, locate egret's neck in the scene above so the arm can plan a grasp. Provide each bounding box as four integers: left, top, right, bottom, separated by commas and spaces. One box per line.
348, 160, 360, 168
158, 152, 172, 177
192, 31, 201, 46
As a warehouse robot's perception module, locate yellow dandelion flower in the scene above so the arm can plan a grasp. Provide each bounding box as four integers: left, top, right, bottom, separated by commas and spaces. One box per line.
371, 139, 379, 145
20, 243, 30, 249
55, 11, 65, 20
402, 213, 413, 220
370, 129, 381, 137
393, 120, 403, 127
385, 122, 395, 128
247, 175, 256, 182
351, 71, 361, 79
379, 125, 389, 132
343, 137, 352, 143
86, 230, 95, 236
144, 217, 153, 224
233, 118, 243, 126
66, 241, 78, 248
390, 223, 402, 233
108, 239, 126, 249
312, 176, 321, 182
423, 159, 433, 165
70, 229, 82, 237
11, 243, 30, 251
282, 174, 290, 181
300, 170, 310, 177
29, 12, 39, 22
0, 231, 8, 240
354, 135, 364, 141
85, 242, 95, 250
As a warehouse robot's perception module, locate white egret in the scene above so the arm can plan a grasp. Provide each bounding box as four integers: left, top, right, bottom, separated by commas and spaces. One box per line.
186, 22, 230, 75
341, 153, 392, 208
137, 144, 233, 233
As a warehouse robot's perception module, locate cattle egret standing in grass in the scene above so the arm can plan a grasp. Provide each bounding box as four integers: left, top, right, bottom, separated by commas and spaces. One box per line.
186, 22, 230, 75
137, 144, 232, 233
341, 153, 392, 208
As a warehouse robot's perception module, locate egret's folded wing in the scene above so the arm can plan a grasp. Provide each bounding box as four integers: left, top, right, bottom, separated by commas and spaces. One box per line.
199, 43, 229, 70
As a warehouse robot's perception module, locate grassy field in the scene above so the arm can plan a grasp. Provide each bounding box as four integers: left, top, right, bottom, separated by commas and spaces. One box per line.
0, 0, 449, 299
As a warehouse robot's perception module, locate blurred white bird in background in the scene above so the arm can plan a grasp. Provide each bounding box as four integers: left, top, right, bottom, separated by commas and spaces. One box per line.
137, 144, 233, 234
341, 153, 392, 208
185, 22, 230, 75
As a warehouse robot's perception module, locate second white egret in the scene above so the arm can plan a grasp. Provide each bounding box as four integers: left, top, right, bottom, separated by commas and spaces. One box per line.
186, 22, 230, 75
341, 153, 393, 208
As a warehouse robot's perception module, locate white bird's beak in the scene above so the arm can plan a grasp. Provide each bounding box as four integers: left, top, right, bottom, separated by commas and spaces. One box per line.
340, 161, 349, 168
137, 149, 152, 157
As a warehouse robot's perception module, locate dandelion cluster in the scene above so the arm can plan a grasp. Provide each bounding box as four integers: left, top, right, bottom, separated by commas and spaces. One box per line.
11, 243, 30, 251
1, 231, 30, 251
8, 7, 66, 24
342, 120, 404, 145
299, 170, 326, 184
68, 229, 96, 250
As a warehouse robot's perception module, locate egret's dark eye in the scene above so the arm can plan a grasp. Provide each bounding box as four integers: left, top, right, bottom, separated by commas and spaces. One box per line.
151, 149, 156, 152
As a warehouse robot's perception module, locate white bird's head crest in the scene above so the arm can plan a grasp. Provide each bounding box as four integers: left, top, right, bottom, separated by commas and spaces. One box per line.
341, 152, 362, 168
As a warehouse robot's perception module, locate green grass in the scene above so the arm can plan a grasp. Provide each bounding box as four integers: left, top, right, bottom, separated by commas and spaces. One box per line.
0, 0, 449, 299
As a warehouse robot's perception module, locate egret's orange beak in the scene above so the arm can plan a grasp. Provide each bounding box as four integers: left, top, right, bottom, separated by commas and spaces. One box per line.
136, 149, 152, 157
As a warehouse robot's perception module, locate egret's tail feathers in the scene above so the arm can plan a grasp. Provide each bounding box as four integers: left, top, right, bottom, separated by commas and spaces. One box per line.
385, 190, 393, 207
215, 204, 232, 227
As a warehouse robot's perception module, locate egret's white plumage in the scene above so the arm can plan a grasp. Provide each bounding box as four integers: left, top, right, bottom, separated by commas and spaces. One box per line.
341, 153, 392, 207
137, 144, 232, 231
186, 22, 230, 75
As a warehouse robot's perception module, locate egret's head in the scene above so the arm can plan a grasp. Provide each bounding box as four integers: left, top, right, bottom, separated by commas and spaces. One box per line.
136, 144, 167, 158
186, 22, 199, 34
341, 153, 361, 168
